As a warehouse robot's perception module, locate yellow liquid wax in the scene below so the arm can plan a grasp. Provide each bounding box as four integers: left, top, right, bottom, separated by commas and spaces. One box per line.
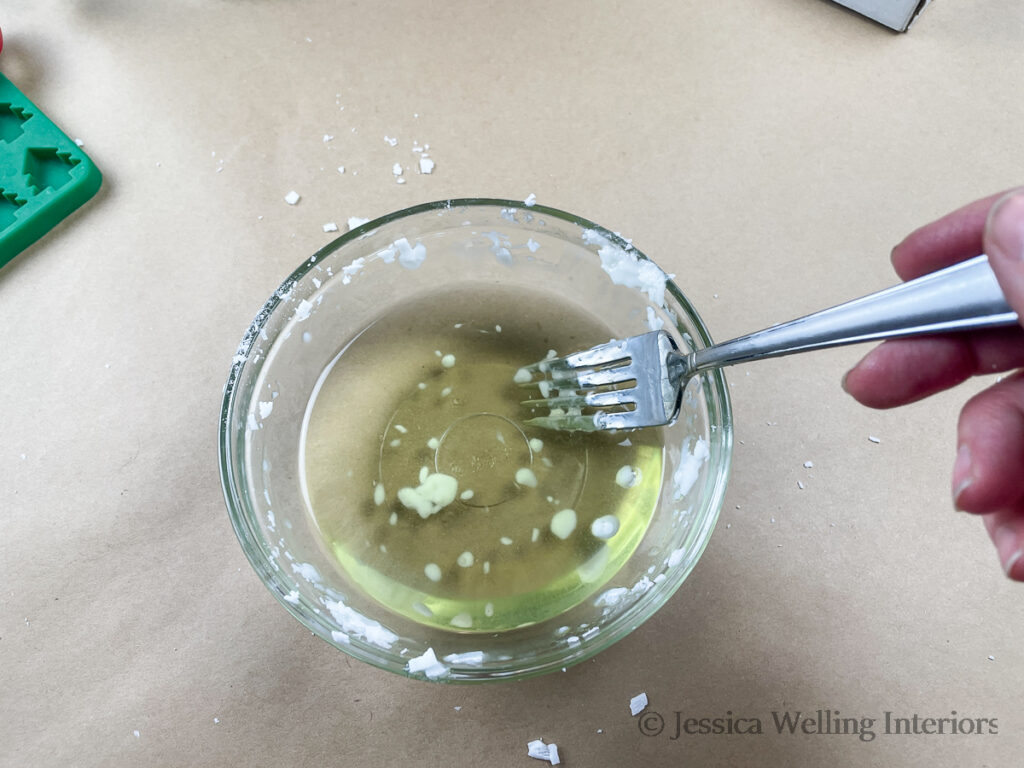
300, 284, 664, 632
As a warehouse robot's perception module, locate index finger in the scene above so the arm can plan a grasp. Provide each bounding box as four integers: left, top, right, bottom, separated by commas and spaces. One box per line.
892, 191, 1010, 281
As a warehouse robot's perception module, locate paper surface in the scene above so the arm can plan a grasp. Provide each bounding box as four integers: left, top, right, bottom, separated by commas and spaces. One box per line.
2, 2, 1023, 766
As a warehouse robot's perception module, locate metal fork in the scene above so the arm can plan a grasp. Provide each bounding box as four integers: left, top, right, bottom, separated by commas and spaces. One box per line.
518, 255, 1018, 431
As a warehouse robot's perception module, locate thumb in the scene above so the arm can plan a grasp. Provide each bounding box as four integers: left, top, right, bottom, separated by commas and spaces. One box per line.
984, 188, 1024, 320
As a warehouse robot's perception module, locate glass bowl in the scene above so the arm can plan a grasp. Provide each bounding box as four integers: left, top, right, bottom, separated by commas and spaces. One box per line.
219, 198, 732, 682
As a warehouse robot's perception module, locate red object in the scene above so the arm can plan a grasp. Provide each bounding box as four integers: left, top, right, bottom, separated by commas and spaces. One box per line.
0, 26, 4, 55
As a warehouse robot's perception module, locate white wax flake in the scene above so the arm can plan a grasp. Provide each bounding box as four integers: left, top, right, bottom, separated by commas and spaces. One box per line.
374, 484, 386, 506
529, 438, 544, 453
133, 730, 140, 739
515, 467, 538, 488
513, 367, 532, 384
258, 401, 274, 419
527, 238, 540, 252
283, 590, 300, 604
413, 602, 433, 617
441, 353, 456, 368
630, 692, 649, 716
74, 137, 85, 147
394, 424, 408, 434
615, 465, 640, 488
524, 193, 537, 207
444, 651, 486, 665
389, 511, 398, 525
797, 481, 806, 490
419, 156, 435, 174
323, 133, 334, 142
398, 472, 458, 518
667, 547, 686, 568
440, 386, 452, 397
988, 655, 995, 661
804, 461, 814, 468
348, 216, 370, 230
484, 602, 494, 617
214, 718, 220, 724
302, 331, 313, 343
500, 536, 514, 546
672, 437, 710, 500
384, 135, 398, 147
337, 166, 346, 174
550, 509, 577, 540
527, 740, 549, 760
582, 229, 669, 306
389, 439, 402, 448
527, 739, 561, 764
392, 162, 404, 177
406, 647, 449, 679
294, 298, 314, 321
459, 489, 475, 501
394, 236, 427, 269
483, 561, 491, 574
428, 437, 441, 450
418, 382, 428, 391
595, 587, 628, 607
323, 222, 339, 232
337, 257, 364, 285
424, 563, 443, 582
325, 598, 399, 648
868, 435, 881, 444
419, 466, 430, 484
646, 306, 665, 332
495, 324, 502, 333
450, 613, 473, 628
590, 515, 620, 540
457, 551, 475, 567
548, 744, 561, 765
541, 457, 554, 468
291, 562, 322, 583
284, 190, 300, 205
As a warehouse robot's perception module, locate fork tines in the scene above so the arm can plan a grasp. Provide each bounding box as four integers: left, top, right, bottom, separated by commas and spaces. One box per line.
516, 338, 641, 431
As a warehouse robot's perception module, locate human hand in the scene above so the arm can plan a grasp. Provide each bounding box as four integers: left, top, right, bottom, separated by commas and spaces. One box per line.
842, 188, 1024, 581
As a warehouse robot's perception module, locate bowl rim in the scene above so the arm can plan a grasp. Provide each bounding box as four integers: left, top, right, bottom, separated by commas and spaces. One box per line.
218, 197, 733, 682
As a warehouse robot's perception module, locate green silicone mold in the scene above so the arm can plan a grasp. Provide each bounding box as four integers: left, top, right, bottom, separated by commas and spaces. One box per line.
0, 72, 102, 267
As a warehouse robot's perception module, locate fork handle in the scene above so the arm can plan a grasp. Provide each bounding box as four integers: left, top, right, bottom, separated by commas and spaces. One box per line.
687, 255, 1018, 373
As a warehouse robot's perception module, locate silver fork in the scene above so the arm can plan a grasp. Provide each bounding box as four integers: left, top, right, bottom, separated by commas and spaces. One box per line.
518, 255, 1018, 431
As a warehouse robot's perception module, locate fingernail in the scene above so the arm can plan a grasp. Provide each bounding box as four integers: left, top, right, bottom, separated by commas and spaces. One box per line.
986, 190, 1024, 264
952, 444, 972, 507
840, 370, 851, 393
993, 525, 1024, 580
